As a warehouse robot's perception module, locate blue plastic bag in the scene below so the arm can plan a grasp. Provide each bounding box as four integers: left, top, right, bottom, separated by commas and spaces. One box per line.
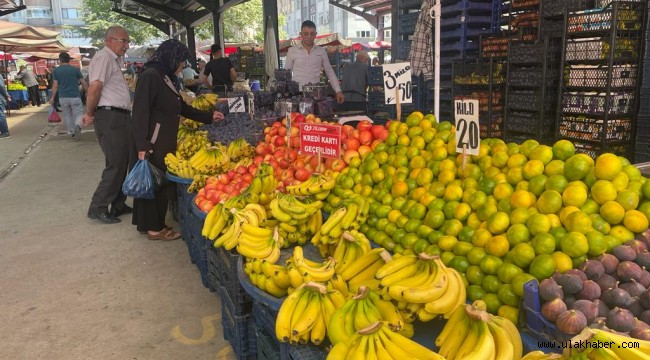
122, 159, 155, 199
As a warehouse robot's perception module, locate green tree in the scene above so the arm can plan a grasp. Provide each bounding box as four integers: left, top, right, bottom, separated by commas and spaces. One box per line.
77, 0, 163, 46
195, 0, 287, 43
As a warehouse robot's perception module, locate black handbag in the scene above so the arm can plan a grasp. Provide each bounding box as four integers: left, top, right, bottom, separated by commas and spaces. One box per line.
145, 152, 167, 190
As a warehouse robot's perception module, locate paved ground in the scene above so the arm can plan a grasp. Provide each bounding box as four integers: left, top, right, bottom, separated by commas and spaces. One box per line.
0, 106, 236, 360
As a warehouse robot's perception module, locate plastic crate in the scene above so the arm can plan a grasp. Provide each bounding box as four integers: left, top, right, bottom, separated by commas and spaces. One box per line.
507, 90, 556, 111
509, 39, 562, 65
541, 0, 591, 17
505, 111, 556, 136
508, 68, 558, 87
565, 38, 639, 62
574, 141, 632, 158
539, 18, 565, 37
440, 14, 492, 28
565, 65, 637, 88
399, 12, 420, 34
289, 344, 328, 360
562, 92, 635, 115
511, 0, 540, 8
440, 26, 489, 41
480, 35, 515, 58
220, 277, 253, 316
567, 3, 645, 34
440, 40, 480, 52
220, 286, 257, 359
399, 0, 423, 9
559, 115, 633, 142
368, 66, 383, 86
441, 0, 494, 15
639, 92, 650, 116
257, 325, 290, 360
522, 280, 571, 349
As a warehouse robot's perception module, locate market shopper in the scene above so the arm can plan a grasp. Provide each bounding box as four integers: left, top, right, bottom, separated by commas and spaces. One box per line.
340, 51, 370, 112
16, 65, 41, 107
49, 52, 88, 140
201, 44, 237, 94
284, 20, 345, 104
83, 25, 133, 224
131, 39, 224, 241
0, 72, 11, 139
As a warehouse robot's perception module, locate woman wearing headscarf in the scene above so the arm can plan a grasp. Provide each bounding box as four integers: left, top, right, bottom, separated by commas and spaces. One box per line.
131, 39, 225, 241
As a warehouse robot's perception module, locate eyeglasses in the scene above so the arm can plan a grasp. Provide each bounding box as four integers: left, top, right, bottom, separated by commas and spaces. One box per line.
111, 37, 130, 45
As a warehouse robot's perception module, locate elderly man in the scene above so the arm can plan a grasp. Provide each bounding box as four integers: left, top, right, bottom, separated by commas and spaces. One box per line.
16, 65, 41, 107
341, 51, 370, 112
83, 25, 133, 224
284, 20, 344, 104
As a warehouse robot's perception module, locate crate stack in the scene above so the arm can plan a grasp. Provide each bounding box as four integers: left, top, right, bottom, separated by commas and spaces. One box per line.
366, 66, 421, 122
395, 0, 422, 62
328, 51, 354, 80
636, 0, 650, 161
557, 1, 648, 159
504, 37, 563, 144
452, 58, 506, 138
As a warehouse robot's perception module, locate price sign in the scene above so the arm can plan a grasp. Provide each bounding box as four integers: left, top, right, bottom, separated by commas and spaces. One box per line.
227, 96, 245, 113
382, 62, 413, 105
454, 99, 480, 156
299, 123, 341, 159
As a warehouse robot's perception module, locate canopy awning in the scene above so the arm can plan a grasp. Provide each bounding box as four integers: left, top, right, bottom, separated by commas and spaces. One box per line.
279, 33, 353, 53
0, 20, 59, 40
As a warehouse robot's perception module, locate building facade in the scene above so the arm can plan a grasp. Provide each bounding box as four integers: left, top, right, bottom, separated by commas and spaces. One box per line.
1, 0, 88, 46
279, 0, 390, 43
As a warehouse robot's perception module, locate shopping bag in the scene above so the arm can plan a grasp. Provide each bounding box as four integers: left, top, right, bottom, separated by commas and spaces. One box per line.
148, 161, 167, 190
122, 159, 155, 199
48, 106, 61, 123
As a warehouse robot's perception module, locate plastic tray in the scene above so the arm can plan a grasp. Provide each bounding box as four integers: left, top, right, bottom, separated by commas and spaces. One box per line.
559, 115, 633, 142
567, 3, 645, 34
289, 345, 328, 360
399, 12, 420, 34
522, 280, 573, 348
565, 38, 639, 62
564, 65, 638, 88
573, 141, 631, 158
220, 286, 257, 359
440, 26, 489, 41
220, 277, 253, 316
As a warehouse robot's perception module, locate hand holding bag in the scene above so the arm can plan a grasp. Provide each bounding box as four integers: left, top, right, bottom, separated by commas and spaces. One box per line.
48, 106, 61, 123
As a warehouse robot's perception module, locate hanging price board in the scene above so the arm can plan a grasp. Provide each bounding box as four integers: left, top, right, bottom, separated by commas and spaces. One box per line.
454, 99, 480, 156
382, 62, 413, 105
227, 96, 245, 113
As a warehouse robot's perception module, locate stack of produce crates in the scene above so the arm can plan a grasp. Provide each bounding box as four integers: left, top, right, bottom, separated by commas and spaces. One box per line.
189, 203, 210, 289
557, 1, 648, 158
452, 58, 506, 138
635, 0, 650, 161
504, 37, 563, 144
395, 0, 420, 62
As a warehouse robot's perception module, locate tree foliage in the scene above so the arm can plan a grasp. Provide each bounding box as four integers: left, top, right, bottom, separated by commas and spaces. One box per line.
77, 0, 164, 46
195, 0, 287, 43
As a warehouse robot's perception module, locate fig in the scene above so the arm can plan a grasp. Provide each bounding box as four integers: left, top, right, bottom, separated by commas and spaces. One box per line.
589, 317, 609, 330
625, 239, 648, 254
633, 318, 650, 331
577, 280, 601, 301
539, 278, 564, 301
606, 307, 635, 332
557, 274, 583, 295
556, 309, 588, 335
631, 327, 650, 341
639, 270, 650, 288
636, 251, 650, 268
601, 287, 633, 309
617, 261, 644, 282
595, 274, 619, 293
619, 279, 646, 298
570, 300, 599, 324
564, 295, 577, 309
612, 245, 637, 262
639, 230, 650, 248
641, 310, 650, 324
565, 269, 588, 282
594, 299, 609, 318
628, 299, 644, 318
639, 289, 650, 309
579, 260, 604, 281
552, 271, 563, 282
542, 298, 567, 322
595, 254, 619, 274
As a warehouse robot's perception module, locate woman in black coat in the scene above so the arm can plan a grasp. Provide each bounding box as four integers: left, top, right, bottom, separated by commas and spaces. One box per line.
131, 39, 224, 240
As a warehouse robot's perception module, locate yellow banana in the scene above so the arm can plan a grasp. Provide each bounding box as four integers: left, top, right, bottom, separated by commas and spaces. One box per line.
439, 311, 472, 359
270, 199, 293, 222
291, 291, 320, 337
201, 204, 219, 237
491, 314, 523, 359
339, 249, 387, 281
319, 207, 347, 235
375, 254, 418, 279
310, 304, 327, 345
340, 203, 359, 229
487, 319, 515, 360
435, 304, 467, 347
275, 285, 305, 342
454, 320, 480, 359
401, 259, 450, 304
207, 208, 228, 240
327, 298, 355, 345
459, 321, 496, 360
423, 267, 465, 317
367, 291, 403, 331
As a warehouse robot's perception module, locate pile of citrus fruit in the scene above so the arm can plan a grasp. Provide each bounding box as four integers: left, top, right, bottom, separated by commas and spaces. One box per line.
324, 111, 650, 323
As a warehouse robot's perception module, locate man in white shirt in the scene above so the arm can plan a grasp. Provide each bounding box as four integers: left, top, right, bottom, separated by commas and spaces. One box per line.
284, 20, 345, 104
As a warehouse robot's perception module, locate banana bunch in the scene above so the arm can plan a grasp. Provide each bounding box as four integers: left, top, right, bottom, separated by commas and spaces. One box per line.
436, 300, 523, 360
188, 173, 209, 193
561, 327, 650, 360
521, 352, 562, 360
237, 224, 283, 263
179, 117, 206, 130
271, 193, 323, 246
327, 321, 445, 360
338, 248, 392, 293
202, 203, 231, 240
285, 246, 337, 289
245, 163, 278, 206
376, 253, 466, 322
328, 286, 403, 345
313, 194, 369, 246
243, 258, 291, 298
286, 173, 336, 200
225, 138, 255, 160
277, 210, 322, 247
189, 145, 230, 174
213, 203, 268, 250
333, 230, 372, 272
176, 130, 209, 159
275, 282, 346, 345
191, 93, 219, 111
165, 153, 196, 178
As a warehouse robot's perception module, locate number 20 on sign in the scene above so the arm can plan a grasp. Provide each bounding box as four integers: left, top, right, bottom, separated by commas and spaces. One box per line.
454, 99, 480, 156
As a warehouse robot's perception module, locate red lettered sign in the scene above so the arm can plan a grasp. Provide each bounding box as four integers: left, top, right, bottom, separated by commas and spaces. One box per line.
299, 123, 341, 159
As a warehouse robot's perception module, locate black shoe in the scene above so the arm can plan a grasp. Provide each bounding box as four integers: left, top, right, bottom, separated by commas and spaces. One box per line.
110, 204, 133, 217
88, 210, 121, 224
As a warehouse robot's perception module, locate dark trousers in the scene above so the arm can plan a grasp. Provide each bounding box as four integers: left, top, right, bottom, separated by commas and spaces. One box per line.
27, 85, 41, 106
89, 109, 133, 213
132, 184, 175, 232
